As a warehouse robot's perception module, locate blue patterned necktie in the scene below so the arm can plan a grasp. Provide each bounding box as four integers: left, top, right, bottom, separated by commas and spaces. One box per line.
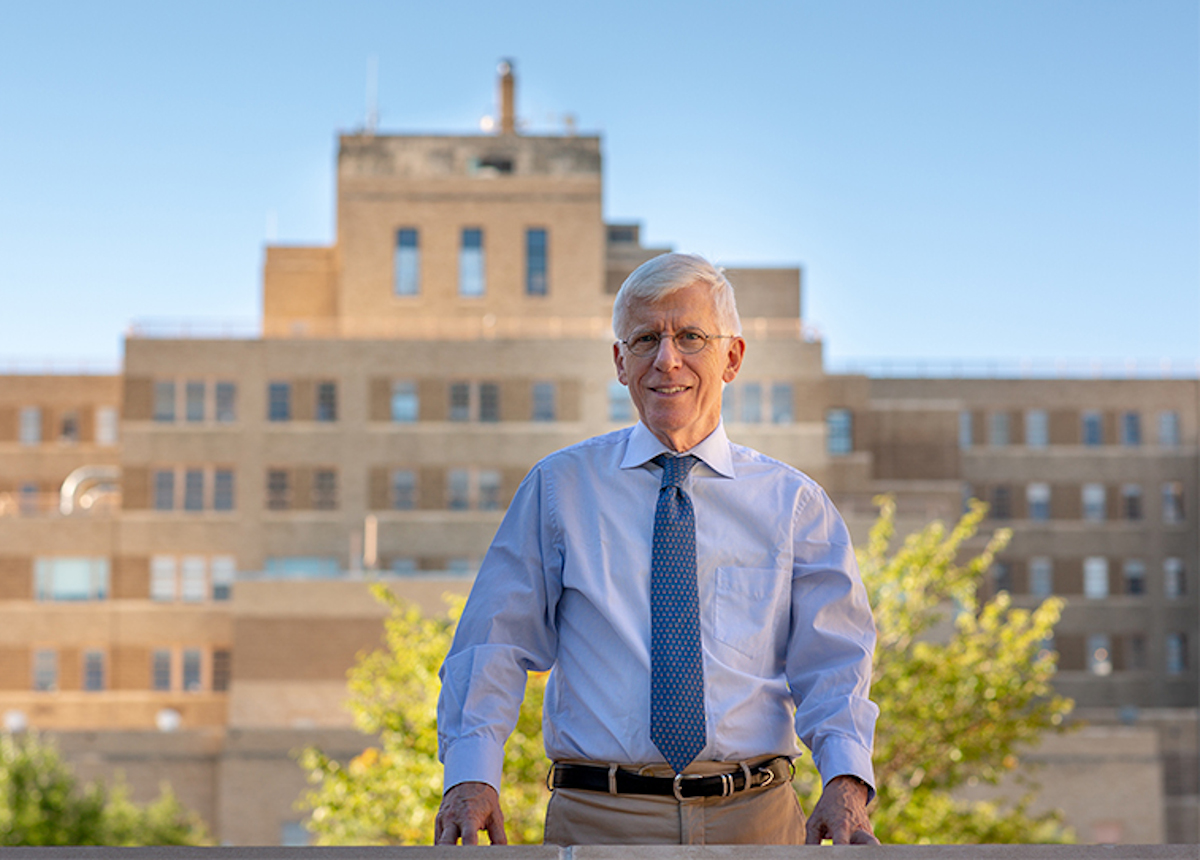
649, 453, 706, 774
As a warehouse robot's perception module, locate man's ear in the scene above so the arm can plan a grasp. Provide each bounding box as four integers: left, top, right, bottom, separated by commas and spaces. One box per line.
722, 337, 746, 384
613, 342, 629, 385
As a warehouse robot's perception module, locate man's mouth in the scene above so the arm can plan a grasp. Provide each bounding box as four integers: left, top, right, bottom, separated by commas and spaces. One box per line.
651, 385, 691, 395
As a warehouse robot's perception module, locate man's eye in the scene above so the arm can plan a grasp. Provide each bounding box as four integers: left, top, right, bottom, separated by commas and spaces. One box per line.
633, 333, 659, 345
678, 331, 705, 343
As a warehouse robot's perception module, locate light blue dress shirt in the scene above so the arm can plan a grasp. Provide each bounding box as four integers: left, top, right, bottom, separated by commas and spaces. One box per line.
438, 421, 878, 795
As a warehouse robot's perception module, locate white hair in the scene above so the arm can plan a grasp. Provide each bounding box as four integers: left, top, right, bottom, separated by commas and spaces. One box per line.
611, 252, 742, 339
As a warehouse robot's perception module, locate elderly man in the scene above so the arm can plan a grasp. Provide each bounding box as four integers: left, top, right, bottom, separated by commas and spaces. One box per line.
435, 252, 878, 846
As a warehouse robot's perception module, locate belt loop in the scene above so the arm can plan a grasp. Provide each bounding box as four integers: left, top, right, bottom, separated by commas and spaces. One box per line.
546, 762, 557, 792
608, 763, 619, 796
739, 760, 753, 791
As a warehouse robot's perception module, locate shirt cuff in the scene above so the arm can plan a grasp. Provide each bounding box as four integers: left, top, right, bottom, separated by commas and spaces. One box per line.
441, 736, 507, 794
813, 734, 876, 803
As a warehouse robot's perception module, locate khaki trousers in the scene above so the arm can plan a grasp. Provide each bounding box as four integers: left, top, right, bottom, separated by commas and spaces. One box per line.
543, 758, 807, 846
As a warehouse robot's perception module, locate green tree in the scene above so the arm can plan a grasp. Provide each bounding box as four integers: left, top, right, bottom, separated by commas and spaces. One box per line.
302, 500, 1074, 844
0, 731, 210, 846
793, 496, 1074, 843
299, 584, 548, 845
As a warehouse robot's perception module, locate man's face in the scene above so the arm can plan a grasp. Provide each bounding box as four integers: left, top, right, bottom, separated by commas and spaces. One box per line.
613, 282, 746, 452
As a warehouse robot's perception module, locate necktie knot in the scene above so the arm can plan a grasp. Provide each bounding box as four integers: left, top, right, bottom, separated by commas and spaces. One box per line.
654, 454, 698, 490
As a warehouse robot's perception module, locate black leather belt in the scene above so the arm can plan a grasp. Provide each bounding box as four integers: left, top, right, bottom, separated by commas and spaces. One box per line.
549, 756, 792, 801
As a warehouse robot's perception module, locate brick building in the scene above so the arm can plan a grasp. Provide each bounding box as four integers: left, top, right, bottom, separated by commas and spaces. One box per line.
0, 63, 1195, 844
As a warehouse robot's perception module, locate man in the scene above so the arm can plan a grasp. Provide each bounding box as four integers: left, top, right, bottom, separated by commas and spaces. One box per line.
435, 253, 878, 846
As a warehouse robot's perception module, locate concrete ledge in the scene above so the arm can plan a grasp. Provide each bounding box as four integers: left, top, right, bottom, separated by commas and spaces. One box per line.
0, 847, 1195, 859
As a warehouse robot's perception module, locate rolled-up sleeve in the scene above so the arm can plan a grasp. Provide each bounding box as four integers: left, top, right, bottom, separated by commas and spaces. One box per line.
786, 486, 879, 796
437, 466, 562, 792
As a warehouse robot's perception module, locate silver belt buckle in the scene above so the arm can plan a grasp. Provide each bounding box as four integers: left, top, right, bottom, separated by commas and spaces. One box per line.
672, 772, 704, 801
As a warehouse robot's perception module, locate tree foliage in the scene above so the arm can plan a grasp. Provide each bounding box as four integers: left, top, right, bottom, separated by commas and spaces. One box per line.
793, 496, 1074, 843
0, 731, 210, 846
299, 584, 549, 845
301, 500, 1074, 844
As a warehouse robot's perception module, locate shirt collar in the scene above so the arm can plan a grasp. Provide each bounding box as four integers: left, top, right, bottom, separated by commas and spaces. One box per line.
620, 420, 736, 479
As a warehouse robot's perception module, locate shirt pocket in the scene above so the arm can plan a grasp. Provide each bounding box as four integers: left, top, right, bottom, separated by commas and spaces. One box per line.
712, 566, 787, 659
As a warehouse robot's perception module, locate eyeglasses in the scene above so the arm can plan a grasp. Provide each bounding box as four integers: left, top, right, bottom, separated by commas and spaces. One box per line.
619, 328, 736, 357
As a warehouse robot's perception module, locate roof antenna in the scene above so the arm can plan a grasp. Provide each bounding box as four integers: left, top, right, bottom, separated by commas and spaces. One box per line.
365, 55, 379, 134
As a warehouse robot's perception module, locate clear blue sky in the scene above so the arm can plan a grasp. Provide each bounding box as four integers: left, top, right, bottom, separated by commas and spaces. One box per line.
1, 0, 1196, 370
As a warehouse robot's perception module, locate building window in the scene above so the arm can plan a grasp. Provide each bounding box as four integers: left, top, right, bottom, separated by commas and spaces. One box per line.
268, 383, 291, 422
313, 470, 338, 510
1162, 481, 1184, 524
447, 470, 470, 510
212, 649, 231, 692
213, 469, 235, 511
181, 556, 207, 602
958, 411, 972, 449
1025, 410, 1048, 448
770, 383, 793, 424
739, 382, 763, 424
35, 557, 110, 602
394, 228, 420, 296
1120, 411, 1141, 446
1087, 634, 1113, 676
1081, 411, 1103, 446
183, 649, 202, 692
215, 382, 237, 423
526, 228, 548, 296
185, 381, 205, 422
154, 382, 176, 423
449, 383, 471, 422
19, 406, 41, 444
1084, 557, 1109, 599
33, 650, 58, 692
478, 470, 502, 511
183, 469, 205, 512
391, 381, 418, 423
827, 409, 853, 456
991, 486, 1012, 520
459, 228, 485, 297
988, 412, 1010, 446
1129, 635, 1147, 670
608, 381, 633, 423
59, 411, 79, 443
262, 556, 339, 578
1082, 483, 1106, 522
83, 650, 105, 692
390, 469, 416, 510
150, 556, 177, 601
388, 557, 417, 575
266, 470, 290, 511
1164, 558, 1185, 599
316, 382, 338, 422
1120, 484, 1143, 521
1029, 557, 1053, 597
152, 649, 172, 691
1123, 559, 1146, 595
1158, 411, 1180, 447
991, 562, 1012, 594
1166, 633, 1188, 675
154, 470, 176, 511
1026, 483, 1050, 521
532, 382, 556, 422
479, 383, 500, 423
96, 406, 118, 445
211, 557, 235, 601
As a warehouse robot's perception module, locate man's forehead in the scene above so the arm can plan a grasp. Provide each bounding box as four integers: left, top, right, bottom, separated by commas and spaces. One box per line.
626, 288, 718, 328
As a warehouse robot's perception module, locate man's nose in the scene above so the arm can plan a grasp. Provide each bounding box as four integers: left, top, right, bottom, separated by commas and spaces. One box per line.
653, 335, 683, 369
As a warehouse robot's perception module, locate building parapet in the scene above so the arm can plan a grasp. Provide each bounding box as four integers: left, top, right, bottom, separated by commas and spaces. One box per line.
127, 317, 817, 342
829, 358, 1200, 379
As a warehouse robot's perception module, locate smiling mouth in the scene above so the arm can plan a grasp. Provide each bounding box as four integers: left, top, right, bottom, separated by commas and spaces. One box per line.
651, 385, 691, 394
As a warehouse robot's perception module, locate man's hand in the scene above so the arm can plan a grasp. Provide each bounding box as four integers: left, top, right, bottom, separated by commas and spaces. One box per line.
434, 781, 507, 845
805, 775, 880, 845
